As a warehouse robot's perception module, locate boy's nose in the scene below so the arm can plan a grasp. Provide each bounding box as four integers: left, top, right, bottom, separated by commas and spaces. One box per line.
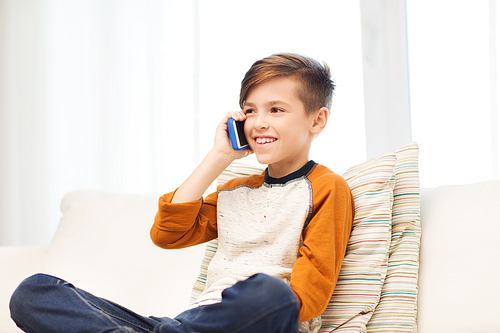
255, 121, 270, 130
254, 115, 270, 130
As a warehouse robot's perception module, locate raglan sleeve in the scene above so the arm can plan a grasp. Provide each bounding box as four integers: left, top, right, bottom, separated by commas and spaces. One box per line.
290, 173, 354, 322
150, 189, 219, 249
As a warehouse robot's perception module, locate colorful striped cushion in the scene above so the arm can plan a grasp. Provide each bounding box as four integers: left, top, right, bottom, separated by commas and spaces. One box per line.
366, 143, 420, 332
320, 143, 420, 332
189, 238, 219, 304
319, 152, 397, 332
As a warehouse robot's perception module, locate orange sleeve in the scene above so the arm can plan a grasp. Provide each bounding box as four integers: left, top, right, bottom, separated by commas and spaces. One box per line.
290, 168, 354, 322
150, 173, 264, 250
150, 189, 218, 249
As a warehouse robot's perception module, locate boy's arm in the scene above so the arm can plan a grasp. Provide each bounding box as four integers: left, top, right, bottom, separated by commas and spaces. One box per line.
151, 190, 219, 249
171, 110, 251, 203
290, 173, 354, 322
151, 111, 252, 249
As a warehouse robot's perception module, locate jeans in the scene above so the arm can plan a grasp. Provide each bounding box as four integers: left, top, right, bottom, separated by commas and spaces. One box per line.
10, 273, 299, 333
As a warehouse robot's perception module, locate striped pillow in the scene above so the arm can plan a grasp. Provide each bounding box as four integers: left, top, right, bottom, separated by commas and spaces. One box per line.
190, 238, 219, 303
366, 143, 420, 332
319, 152, 397, 331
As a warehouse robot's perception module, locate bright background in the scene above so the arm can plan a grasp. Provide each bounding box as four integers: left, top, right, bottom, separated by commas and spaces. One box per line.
407, 0, 499, 188
1, 0, 498, 246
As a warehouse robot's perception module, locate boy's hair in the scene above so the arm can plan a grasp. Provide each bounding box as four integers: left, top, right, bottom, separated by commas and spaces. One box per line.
239, 53, 335, 115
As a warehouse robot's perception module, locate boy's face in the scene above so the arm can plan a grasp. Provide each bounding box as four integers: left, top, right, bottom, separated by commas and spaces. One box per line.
243, 76, 323, 178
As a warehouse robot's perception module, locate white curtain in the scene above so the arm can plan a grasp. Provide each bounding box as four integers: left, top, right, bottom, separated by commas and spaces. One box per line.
0, 0, 366, 246
0, 1, 200, 245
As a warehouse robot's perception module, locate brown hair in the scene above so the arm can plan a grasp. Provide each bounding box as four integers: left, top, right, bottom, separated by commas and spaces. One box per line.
239, 53, 335, 115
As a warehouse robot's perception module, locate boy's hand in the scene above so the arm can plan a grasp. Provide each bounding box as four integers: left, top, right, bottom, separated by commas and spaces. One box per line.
213, 111, 253, 163
171, 111, 252, 204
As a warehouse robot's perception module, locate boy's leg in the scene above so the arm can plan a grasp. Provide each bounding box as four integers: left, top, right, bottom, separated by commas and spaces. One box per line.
154, 273, 299, 333
10, 273, 160, 333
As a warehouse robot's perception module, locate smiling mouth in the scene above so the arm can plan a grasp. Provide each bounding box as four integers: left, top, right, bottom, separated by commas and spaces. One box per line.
255, 137, 277, 144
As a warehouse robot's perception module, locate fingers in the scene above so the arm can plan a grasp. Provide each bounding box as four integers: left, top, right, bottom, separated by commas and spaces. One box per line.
213, 111, 251, 162
224, 111, 246, 123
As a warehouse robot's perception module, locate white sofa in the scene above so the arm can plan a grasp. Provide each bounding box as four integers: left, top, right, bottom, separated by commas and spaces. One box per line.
1, 181, 500, 332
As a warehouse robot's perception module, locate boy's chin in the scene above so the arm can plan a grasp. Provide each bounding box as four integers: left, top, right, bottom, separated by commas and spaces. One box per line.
254, 155, 272, 166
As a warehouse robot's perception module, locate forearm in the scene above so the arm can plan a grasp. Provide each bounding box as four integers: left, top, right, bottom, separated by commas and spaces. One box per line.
171, 149, 233, 203
172, 111, 250, 203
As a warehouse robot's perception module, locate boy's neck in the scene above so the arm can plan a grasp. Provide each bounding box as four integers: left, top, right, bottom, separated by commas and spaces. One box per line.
266, 153, 312, 179
265, 160, 316, 184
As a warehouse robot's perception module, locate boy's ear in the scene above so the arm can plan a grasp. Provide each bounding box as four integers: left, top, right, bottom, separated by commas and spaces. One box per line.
310, 107, 328, 134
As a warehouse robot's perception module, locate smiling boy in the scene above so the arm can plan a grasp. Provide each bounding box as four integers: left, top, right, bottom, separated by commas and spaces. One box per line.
10, 53, 353, 333
151, 53, 354, 332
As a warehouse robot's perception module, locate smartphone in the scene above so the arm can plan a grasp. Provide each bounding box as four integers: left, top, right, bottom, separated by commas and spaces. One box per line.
227, 118, 249, 150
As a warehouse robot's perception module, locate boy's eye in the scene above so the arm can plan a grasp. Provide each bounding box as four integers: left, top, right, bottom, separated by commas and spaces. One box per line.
244, 109, 255, 114
271, 107, 283, 113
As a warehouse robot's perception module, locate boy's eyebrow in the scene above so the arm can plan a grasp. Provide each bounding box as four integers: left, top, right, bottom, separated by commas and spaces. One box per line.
244, 100, 292, 108
269, 100, 291, 106
243, 101, 256, 108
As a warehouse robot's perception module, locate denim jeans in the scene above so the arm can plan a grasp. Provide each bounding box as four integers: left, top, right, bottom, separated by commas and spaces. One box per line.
10, 273, 299, 333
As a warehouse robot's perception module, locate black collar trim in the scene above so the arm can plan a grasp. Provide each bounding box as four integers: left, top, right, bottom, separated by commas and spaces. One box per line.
264, 160, 316, 185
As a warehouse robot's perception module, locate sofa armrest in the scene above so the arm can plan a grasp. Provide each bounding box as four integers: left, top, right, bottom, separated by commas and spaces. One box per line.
418, 181, 500, 332
0, 246, 48, 333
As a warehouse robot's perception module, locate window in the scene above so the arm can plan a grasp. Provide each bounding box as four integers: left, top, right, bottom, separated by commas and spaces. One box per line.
407, 0, 499, 187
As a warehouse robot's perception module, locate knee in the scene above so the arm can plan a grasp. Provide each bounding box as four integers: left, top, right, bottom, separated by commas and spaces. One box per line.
224, 274, 298, 312
247, 273, 291, 294
10, 273, 63, 321
247, 273, 295, 297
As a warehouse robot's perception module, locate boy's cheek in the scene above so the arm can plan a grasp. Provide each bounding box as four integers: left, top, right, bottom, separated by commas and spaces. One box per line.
243, 125, 252, 140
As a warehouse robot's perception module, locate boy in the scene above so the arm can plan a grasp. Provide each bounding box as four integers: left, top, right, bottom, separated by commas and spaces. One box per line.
10, 53, 353, 333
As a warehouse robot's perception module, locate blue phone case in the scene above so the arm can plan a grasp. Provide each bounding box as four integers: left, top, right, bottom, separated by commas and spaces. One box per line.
228, 118, 249, 150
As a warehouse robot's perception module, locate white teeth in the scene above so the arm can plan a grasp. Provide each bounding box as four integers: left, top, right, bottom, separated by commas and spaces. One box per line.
256, 138, 276, 144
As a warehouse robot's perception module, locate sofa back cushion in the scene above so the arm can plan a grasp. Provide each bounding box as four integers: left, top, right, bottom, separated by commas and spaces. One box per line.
43, 190, 205, 318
